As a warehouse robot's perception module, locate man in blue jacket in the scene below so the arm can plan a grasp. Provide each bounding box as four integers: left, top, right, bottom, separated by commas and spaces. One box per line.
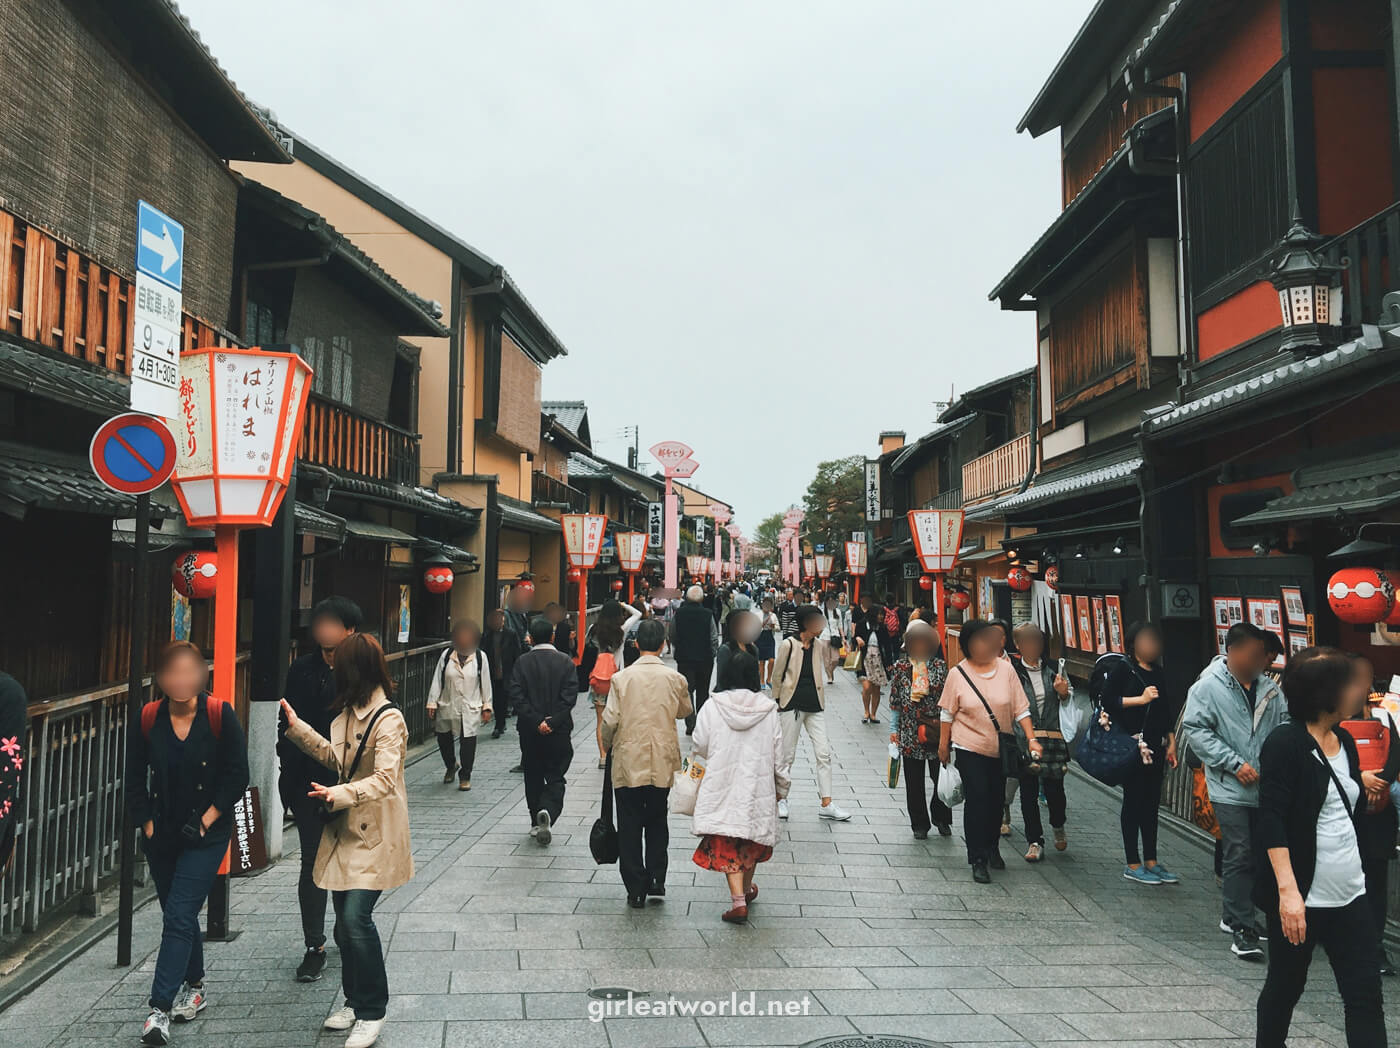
1180, 623, 1286, 961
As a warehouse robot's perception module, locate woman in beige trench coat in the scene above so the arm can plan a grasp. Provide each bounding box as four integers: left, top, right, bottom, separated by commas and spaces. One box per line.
280, 634, 411, 1048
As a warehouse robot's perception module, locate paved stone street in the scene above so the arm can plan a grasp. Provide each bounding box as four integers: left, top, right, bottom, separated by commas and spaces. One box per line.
2, 667, 1395, 1048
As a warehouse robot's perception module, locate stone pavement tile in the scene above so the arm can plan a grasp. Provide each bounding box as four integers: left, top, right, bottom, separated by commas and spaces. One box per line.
899, 944, 1038, 967
455, 928, 581, 949
391, 991, 523, 1020
695, 1013, 857, 1045
1027, 943, 1162, 965
2, 1028, 60, 1048
519, 947, 653, 970
388, 929, 454, 951
460, 894, 578, 913
953, 986, 1117, 1014
649, 945, 785, 968
587, 967, 739, 993
815, 922, 950, 947
600, 1017, 707, 1047
775, 945, 914, 967
848, 1012, 1024, 1042
696, 922, 828, 947
858, 964, 1012, 989
442, 1018, 610, 1047
1057, 1010, 1232, 1041
580, 928, 708, 948
989, 964, 1154, 988
812, 987, 971, 1014
728, 966, 875, 990
449, 968, 593, 994
1089, 984, 1256, 1013
1002, 1013, 1097, 1041
798, 903, 918, 920
1172, 1042, 1253, 1048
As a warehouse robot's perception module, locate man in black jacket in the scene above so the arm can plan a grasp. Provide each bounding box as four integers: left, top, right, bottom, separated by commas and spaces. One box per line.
509, 616, 581, 846
277, 596, 359, 983
671, 585, 719, 734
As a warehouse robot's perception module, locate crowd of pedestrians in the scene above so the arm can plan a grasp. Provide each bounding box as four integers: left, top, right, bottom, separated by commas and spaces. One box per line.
100, 573, 1398, 1048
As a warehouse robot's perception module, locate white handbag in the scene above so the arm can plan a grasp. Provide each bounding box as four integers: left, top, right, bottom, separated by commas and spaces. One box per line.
936, 759, 964, 807
669, 755, 706, 815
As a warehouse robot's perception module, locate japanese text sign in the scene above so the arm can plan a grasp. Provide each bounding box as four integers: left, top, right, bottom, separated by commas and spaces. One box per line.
562, 514, 608, 569
617, 532, 649, 573
907, 509, 965, 573
845, 540, 868, 576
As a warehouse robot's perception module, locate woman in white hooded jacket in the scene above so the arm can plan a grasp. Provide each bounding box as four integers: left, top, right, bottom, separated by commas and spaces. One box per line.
690, 650, 791, 924
425, 621, 492, 790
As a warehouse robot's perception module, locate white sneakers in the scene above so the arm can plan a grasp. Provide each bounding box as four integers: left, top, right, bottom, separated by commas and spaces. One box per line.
170, 982, 207, 1022
818, 803, 852, 821
777, 798, 789, 819
326, 1008, 383, 1047
140, 1008, 170, 1045
534, 810, 552, 846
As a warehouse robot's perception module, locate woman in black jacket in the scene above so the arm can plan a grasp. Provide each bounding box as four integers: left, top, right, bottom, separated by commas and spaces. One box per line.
125, 642, 249, 1046
1255, 646, 1386, 1048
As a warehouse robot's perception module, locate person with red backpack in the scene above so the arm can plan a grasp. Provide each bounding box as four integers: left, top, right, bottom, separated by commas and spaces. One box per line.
126, 641, 248, 1046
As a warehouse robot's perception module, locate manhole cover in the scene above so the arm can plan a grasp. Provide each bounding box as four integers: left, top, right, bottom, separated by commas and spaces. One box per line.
800, 1038, 948, 1048
587, 986, 649, 1001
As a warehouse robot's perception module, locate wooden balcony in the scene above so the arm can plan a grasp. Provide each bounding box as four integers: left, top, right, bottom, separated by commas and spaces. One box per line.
962, 434, 1032, 503
1323, 201, 1400, 329
532, 470, 587, 513
300, 394, 419, 486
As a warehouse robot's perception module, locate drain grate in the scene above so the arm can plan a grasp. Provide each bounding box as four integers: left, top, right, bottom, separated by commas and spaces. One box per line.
799, 1038, 948, 1048
587, 986, 649, 1001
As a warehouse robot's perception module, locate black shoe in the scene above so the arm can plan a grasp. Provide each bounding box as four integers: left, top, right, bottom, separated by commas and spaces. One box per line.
989, 852, 1006, 871
491, 730, 504, 739
510, 763, 523, 773
646, 882, 666, 898
1380, 949, 1396, 977
295, 947, 326, 982
1231, 927, 1265, 961
627, 895, 646, 909
442, 766, 457, 784
936, 822, 953, 837
971, 861, 991, 884
912, 829, 929, 840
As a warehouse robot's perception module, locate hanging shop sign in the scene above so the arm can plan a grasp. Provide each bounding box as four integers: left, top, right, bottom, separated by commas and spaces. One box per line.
864, 460, 881, 521
907, 509, 965, 573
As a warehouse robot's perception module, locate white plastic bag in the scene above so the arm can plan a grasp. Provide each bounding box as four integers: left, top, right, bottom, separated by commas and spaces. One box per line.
669, 755, 705, 815
936, 759, 964, 807
1059, 694, 1090, 747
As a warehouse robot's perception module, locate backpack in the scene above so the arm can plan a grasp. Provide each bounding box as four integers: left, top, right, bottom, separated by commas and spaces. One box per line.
141, 694, 223, 740
439, 648, 483, 692
590, 651, 619, 696
883, 606, 900, 637
1087, 652, 1130, 708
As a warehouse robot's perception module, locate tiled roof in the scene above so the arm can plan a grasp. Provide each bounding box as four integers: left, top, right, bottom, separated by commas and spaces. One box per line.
498, 497, 559, 534
0, 336, 129, 415
543, 401, 589, 438
889, 417, 976, 474
0, 441, 177, 520
1143, 332, 1390, 437
567, 452, 611, 479
320, 471, 479, 524
1232, 451, 1400, 527
417, 538, 477, 565
293, 502, 346, 540
968, 447, 1142, 520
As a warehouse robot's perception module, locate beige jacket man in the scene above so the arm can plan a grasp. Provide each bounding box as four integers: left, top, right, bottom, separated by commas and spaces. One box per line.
285, 688, 414, 892
771, 635, 830, 711
601, 655, 692, 788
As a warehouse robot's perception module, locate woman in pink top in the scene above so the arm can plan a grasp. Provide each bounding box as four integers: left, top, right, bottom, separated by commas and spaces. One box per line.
938, 619, 1042, 884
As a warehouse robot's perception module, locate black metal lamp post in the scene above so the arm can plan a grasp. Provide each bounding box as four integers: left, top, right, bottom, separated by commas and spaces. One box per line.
1270, 216, 1345, 354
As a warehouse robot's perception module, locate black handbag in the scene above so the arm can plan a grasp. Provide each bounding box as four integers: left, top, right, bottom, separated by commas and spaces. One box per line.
956, 666, 1024, 778
589, 751, 619, 865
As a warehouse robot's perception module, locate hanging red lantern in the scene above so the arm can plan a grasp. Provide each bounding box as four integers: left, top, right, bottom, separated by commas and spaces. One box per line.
949, 589, 971, 610
171, 551, 218, 599
1327, 567, 1395, 624
567, 566, 584, 583
1044, 565, 1060, 591
610, 578, 624, 592
514, 578, 536, 595
1007, 566, 1032, 592
918, 574, 934, 591
423, 565, 454, 594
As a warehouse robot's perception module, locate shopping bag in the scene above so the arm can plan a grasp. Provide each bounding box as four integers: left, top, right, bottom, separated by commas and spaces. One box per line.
935, 759, 964, 807
886, 742, 901, 788
668, 755, 706, 815
1075, 708, 1143, 787
1059, 691, 1091, 748
842, 649, 864, 672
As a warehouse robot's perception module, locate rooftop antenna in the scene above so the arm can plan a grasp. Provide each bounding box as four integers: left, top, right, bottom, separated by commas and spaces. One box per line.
932, 383, 955, 419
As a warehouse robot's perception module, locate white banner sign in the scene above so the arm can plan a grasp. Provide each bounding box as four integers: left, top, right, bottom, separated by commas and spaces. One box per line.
647, 501, 664, 549
864, 460, 881, 522
907, 509, 965, 573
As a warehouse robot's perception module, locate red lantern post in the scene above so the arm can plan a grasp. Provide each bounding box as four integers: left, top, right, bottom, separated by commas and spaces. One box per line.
562, 514, 608, 663
616, 532, 648, 602
845, 540, 868, 606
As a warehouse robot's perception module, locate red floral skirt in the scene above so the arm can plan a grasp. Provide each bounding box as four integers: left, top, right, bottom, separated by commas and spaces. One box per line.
692, 835, 774, 873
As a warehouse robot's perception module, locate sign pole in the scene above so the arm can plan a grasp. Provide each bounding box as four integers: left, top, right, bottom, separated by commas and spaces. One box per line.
934, 574, 946, 655
627, 571, 635, 603
663, 475, 677, 590
205, 524, 240, 942
578, 570, 589, 664
115, 492, 150, 967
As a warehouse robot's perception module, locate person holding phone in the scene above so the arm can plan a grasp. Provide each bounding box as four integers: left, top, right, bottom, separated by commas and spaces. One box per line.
125, 642, 249, 1046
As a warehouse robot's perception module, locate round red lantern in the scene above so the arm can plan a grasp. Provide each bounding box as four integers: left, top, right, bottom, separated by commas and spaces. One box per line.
1327, 567, 1395, 624
423, 566, 454, 594
918, 574, 934, 591
514, 578, 536, 595
172, 551, 218, 599
610, 579, 624, 592
567, 566, 584, 583
949, 589, 971, 611
1007, 566, 1032, 592
1044, 565, 1060, 591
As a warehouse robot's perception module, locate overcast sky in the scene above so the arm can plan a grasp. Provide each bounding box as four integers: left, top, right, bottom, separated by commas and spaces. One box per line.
182, 0, 1095, 533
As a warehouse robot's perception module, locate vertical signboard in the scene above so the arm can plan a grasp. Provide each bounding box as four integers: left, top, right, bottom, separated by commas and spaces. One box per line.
131, 201, 184, 419
864, 460, 881, 522
647, 501, 664, 549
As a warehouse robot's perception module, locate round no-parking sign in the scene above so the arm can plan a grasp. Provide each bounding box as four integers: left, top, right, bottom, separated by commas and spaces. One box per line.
89, 412, 177, 495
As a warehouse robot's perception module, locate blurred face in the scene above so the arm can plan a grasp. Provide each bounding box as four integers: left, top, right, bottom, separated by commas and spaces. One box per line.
762, 599, 774, 612
905, 632, 934, 661
1227, 637, 1269, 679
453, 623, 480, 652
157, 650, 208, 701
1343, 661, 1371, 718
486, 609, 504, 631
967, 628, 1002, 664
1016, 630, 1045, 664
507, 587, 527, 612
801, 613, 826, 639
546, 605, 563, 624
731, 611, 760, 646
1132, 628, 1163, 664
312, 614, 353, 653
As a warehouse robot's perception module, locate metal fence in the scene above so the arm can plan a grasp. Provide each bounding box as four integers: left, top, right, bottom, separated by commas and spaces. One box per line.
0, 642, 449, 942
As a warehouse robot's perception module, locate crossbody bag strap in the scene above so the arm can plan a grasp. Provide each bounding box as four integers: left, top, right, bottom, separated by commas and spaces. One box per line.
1311, 736, 1356, 821
340, 703, 396, 784
601, 749, 614, 821
956, 665, 1003, 733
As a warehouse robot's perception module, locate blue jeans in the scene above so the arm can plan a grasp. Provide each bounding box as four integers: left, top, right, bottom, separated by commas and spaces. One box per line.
332, 889, 386, 1020
142, 832, 228, 1011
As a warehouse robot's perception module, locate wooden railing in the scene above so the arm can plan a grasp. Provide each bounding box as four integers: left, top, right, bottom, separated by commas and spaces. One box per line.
1322, 200, 1400, 329
0, 208, 231, 373
531, 470, 587, 512
962, 434, 1032, 503
300, 394, 419, 486
926, 487, 963, 511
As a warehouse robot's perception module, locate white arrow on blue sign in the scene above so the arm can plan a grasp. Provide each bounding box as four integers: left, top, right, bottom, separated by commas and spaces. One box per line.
136, 200, 184, 291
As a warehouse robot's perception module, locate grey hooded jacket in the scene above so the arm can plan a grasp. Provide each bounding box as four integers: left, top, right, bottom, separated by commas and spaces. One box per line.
1180, 655, 1287, 808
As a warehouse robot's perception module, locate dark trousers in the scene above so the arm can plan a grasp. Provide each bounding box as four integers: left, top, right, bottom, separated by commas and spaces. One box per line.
290, 795, 328, 949
1120, 757, 1166, 864
955, 749, 1004, 865
332, 888, 387, 1022
490, 680, 508, 734
677, 659, 713, 729
520, 729, 573, 827
1257, 896, 1386, 1048
142, 833, 227, 1011
435, 731, 478, 781
615, 784, 670, 897
1018, 772, 1067, 846
1362, 847, 1392, 944
902, 757, 952, 834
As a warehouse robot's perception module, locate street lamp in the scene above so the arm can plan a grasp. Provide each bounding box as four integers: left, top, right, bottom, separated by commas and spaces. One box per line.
1271, 215, 1345, 354
562, 513, 608, 664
